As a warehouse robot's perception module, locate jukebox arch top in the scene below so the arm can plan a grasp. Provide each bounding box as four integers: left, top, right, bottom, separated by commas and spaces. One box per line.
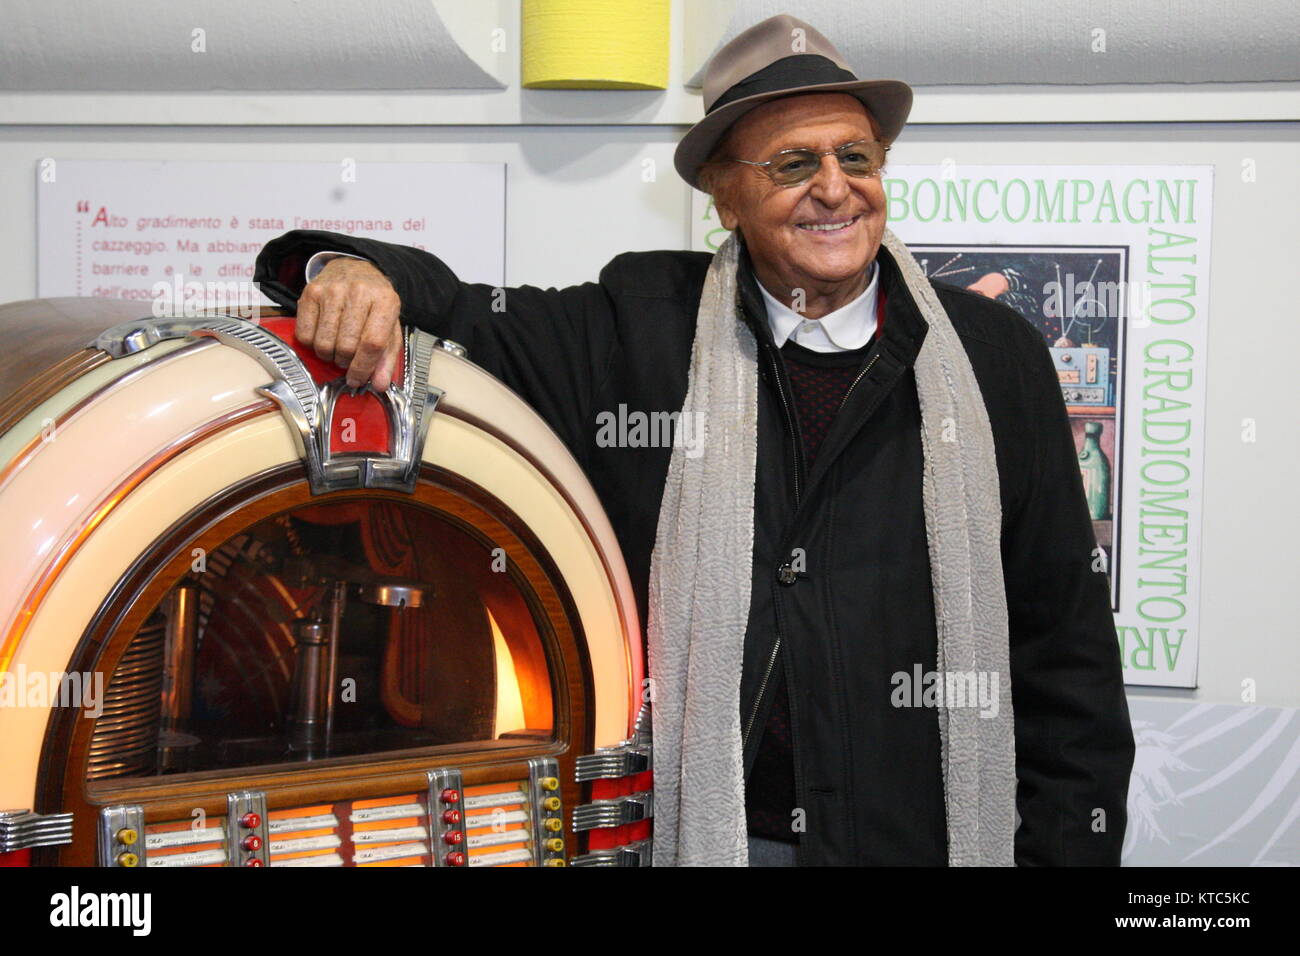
0, 298, 650, 867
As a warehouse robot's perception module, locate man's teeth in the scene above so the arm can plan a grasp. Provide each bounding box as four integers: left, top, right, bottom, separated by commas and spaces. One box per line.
798, 217, 857, 232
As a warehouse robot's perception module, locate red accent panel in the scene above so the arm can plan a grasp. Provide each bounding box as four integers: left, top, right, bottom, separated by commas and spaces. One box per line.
0, 849, 31, 867
328, 390, 392, 456
258, 316, 400, 456
259, 316, 407, 389
584, 769, 653, 851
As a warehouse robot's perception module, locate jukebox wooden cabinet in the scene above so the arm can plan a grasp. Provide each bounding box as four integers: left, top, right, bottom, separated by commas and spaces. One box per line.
0, 298, 652, 867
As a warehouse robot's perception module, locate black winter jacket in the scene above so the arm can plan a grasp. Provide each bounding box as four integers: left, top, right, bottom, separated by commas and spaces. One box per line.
255, 230, 1135, 866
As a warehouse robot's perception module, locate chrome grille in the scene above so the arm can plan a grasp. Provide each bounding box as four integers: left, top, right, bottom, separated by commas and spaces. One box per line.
86, 618, 165, 779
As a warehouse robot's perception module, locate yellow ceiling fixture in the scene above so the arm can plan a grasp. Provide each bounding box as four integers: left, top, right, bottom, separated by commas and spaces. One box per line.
522, 0, 669, 90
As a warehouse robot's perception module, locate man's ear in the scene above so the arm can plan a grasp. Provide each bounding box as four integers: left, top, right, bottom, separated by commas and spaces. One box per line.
710, 178, 740, 231
715, 197, 739, 232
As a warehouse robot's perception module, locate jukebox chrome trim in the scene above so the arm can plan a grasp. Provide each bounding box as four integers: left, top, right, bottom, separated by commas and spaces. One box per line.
574, 747, 650, 781
92, 315, 450, 496
528, 756, 566, 867
571, 791, 654, 832
93, 316, 229, 358
575, 701, 652, 782
201, 319, 440, 496
0, 808, 74, 854
570, 838, 651, 867
98, 804, 146, 867
434, 338, 468, 359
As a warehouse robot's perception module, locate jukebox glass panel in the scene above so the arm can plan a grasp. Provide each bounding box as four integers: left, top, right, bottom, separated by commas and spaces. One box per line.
86, 498, 556, 781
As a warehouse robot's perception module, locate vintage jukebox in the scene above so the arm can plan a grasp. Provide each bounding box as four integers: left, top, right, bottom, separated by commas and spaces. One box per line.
0, 297, 652, 868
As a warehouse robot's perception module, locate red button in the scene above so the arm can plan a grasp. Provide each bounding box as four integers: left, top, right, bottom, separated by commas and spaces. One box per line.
242, 835, 263, 852
446, 851, 466, 867
244, 858, 264, 867
443, 830, 464, 845
240, 812, 261, 829
441, 809, 461, 825
440, 788, 460, 804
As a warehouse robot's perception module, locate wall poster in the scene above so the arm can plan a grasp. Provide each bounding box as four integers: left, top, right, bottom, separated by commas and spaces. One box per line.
694, 164, 1213, 687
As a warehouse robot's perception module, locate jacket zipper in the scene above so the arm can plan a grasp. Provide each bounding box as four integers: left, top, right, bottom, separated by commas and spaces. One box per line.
742, 638, 781, 749
837, 352, 881, 414
769, 349, 802, 506
742, 346, 801, 752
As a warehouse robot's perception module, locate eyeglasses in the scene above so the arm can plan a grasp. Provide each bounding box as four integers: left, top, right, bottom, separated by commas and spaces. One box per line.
728, 140, 889, 187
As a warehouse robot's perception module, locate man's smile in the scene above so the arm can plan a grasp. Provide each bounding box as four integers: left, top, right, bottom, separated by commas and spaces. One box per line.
795, 213, 862, 234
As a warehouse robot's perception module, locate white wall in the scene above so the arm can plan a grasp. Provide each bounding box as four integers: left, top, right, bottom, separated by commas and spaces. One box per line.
0, 0, 1297, 717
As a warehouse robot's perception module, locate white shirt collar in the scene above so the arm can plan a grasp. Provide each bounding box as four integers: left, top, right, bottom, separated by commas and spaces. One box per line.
757, 260, 880, 352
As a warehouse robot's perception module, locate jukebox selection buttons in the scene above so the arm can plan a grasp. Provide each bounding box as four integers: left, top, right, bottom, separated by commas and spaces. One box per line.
529, 757, 566, 868
427, 768, 468, 868
431, 765, 567, 868
227, 791, 270, 868
99, 804, 148, 868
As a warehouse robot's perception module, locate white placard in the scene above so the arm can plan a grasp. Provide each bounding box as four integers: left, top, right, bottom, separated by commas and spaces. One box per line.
36, 160, 506, 308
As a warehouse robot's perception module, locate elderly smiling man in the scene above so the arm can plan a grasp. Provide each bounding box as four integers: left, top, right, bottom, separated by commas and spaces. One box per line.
254, 14, 1134, 867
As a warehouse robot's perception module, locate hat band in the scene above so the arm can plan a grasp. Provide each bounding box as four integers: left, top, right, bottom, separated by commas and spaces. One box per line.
708, 54, 859, 113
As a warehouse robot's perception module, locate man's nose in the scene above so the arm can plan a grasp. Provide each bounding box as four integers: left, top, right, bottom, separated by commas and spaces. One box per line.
807, 154, 851, 205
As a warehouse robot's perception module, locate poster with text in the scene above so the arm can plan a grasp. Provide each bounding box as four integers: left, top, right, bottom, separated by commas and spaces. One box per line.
37, 160, 506, 310
693, 164, 1212, 687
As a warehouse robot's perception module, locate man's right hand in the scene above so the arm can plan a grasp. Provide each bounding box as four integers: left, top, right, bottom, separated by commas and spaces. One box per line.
295, 256, 405, 391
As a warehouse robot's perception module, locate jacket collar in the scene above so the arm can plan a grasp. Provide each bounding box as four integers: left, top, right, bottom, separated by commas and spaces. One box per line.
757, 260, 880, 351
735, 231, 929, 368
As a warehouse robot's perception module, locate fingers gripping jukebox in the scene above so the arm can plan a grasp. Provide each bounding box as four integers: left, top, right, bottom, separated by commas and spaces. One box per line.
0, 298, 651, 868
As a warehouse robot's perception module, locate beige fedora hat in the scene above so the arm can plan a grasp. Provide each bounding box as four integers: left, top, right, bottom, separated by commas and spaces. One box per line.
675, 14, 913, 189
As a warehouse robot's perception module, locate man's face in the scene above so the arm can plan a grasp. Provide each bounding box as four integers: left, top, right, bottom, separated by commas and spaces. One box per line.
711, 93, 887, 298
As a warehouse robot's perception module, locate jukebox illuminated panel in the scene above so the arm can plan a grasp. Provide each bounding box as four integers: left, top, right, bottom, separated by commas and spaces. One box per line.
0, 298, 651, 867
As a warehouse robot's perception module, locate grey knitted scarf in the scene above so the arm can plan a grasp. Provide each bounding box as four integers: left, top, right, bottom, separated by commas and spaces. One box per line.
646, 228, 1016, 866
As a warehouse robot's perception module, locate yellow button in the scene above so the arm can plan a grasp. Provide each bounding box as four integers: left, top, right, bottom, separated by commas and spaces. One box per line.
116, 851, 139, 868
544, 858, 566, 867
115, 827, 138, 846
542, 796, 561, 811
543, 817, 563, 832
546, 838, 564, 852
539, 777, 559, 791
